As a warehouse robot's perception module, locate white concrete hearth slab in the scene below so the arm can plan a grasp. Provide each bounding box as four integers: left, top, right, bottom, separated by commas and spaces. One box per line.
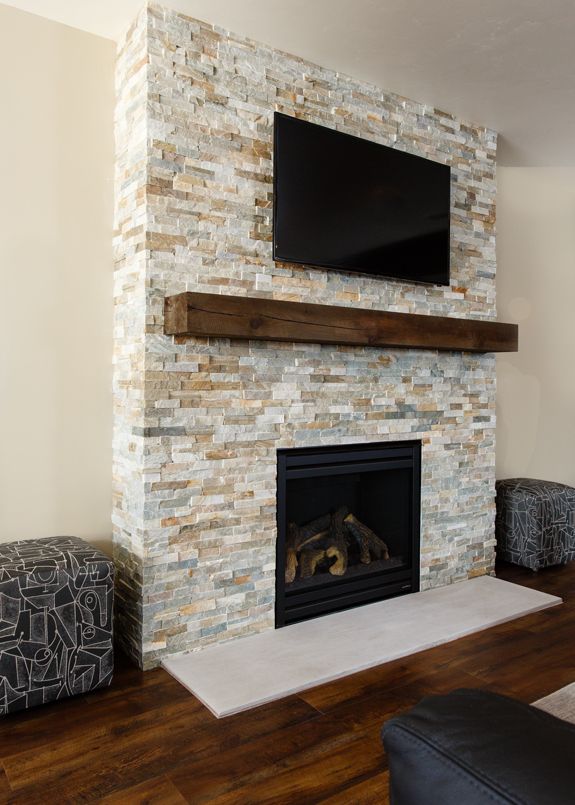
162, 576, 561, 717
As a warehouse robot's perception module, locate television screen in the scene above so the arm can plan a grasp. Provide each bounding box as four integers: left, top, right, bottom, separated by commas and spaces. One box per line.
273, 113, 451, 286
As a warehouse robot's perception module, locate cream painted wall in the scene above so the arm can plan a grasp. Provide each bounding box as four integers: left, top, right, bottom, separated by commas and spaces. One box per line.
0, 4, 115, 552
0, 3, 572, 558
497, 168, 575, 487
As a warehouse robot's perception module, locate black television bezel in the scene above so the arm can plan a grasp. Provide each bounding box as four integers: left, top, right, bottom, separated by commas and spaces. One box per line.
272, 112, 451, 287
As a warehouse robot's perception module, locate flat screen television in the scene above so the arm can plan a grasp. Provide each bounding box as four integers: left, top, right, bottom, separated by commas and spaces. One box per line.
273, 113, 451, 286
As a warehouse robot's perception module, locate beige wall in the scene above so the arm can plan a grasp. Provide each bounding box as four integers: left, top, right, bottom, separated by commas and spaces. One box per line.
497, 168, 575, 487
0, 4, 115, 552
0, 2, 572, 561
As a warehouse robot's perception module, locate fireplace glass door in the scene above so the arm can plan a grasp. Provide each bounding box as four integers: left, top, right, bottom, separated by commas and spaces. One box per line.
276, 441, 421, 626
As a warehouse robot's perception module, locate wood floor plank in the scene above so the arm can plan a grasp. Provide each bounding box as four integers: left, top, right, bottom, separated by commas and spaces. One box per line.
328, 669, 507, 732
0, 560, 573, 803
168, 713, 343, 802
0, 766, 12, 799
3, 695, 319, 801
191, 728, 386, 805
298, 660, 433, 713
299, 654, 502, 716
318, 770, 390, 805
100, 775, 188, 805
0, 673, 194, 761
309, 680, 441, 733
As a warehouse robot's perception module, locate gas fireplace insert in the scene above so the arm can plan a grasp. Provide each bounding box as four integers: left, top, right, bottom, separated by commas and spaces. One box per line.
276, 440, 421, 626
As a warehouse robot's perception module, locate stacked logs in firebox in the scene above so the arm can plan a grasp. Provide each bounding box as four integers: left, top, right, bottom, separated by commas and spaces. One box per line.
285, 506, 390, 583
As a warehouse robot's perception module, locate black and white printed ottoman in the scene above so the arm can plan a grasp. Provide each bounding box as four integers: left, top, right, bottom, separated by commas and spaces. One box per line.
496, 478, 575, 570
0, 536, 114, 715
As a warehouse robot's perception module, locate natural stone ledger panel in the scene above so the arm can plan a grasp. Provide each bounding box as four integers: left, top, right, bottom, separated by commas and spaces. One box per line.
164, 292, 518, 352
114, 3, 499, 669
113, 8, 149, 664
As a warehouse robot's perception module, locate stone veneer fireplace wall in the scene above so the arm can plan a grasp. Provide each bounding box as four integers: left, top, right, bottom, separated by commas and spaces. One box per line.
114, 3, 498, 669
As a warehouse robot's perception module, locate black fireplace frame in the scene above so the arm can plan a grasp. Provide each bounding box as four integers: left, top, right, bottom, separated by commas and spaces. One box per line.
276, 440, 421, 627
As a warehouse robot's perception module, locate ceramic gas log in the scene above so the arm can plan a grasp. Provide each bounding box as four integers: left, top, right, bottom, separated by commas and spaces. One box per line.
285, 508, 391, 583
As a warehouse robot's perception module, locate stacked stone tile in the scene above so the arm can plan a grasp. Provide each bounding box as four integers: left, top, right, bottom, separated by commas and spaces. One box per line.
114, 3, 498, 669
114, 9, 149, 662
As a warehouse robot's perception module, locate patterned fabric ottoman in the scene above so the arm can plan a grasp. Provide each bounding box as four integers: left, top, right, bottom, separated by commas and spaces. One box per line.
496, 478, 575, 570
0, 536, 114, 715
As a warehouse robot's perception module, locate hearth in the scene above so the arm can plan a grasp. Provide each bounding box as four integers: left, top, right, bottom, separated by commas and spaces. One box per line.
276, 441, 421, 626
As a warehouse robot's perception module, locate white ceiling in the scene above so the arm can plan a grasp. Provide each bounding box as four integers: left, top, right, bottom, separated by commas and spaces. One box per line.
4, 0, 575, 166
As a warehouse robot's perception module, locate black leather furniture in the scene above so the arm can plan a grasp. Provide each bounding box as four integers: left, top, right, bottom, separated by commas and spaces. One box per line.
382, 689, 575, 805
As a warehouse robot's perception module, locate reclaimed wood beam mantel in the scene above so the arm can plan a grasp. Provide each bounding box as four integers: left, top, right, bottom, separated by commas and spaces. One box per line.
164, 292, 518, 353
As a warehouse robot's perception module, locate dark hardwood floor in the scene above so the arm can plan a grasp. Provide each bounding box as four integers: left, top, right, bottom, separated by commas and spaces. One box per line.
1, 562, 574, 804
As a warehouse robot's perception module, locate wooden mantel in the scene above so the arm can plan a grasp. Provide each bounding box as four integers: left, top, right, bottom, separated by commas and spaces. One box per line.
164, 292, 518, 353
